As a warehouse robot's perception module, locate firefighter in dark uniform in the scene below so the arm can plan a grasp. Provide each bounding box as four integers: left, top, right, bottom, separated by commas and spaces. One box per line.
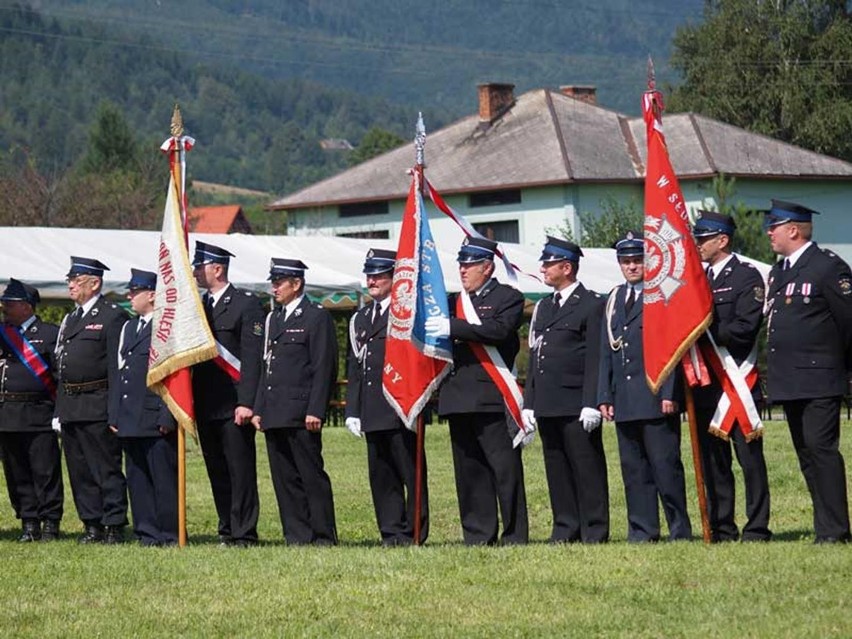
251, 258, 338, 545
55, 256, 129, 544
345, 248, 429, 546
523, 237, 608, 544
764, 200, 852, 543
692, 211, 771, 542
426, 236, 529, 546
597, 233, 692, 542
192, 241, 264, 547
0, 279, 63, 541
109, 269, 178, 546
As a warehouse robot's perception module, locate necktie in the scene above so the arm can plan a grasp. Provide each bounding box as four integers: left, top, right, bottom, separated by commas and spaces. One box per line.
371, 303, 379, 326
136, 318, 146, 335
783, 258, 791, 272
204, 295, 214, 321
625, 287, 636, 314
706, 266, 714, 283
65, 307, 83, 332
553, 292, 562, 306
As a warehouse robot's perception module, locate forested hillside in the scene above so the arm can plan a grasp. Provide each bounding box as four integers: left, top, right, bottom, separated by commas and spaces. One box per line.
0, 3, 438, 194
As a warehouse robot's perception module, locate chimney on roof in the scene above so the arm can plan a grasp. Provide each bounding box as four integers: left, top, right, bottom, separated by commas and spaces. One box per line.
560, 85, 597, 105
478, 83, 515, 123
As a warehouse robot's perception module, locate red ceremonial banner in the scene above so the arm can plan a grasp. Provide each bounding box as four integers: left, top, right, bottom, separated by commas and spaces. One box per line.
642, 88, 712, 394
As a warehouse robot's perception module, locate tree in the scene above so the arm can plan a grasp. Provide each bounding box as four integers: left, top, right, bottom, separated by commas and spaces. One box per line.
348, 127, 405, 167
669, 1, 852, 162
79, 101, 139, 174
550, 196, 644, 247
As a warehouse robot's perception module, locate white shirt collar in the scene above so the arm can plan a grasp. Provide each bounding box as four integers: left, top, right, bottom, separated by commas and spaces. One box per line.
207, 283, 231, 306
18, 315, 37, 332
78, 294, 101, 317
785, 241, 813, 268
709, 253, 734, 279
284, 294, 304, 318
554, 281, 580, 306
378, 296, 391, 314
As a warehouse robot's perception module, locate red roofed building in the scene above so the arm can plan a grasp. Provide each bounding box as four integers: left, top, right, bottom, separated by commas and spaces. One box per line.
188, 205, 253, 234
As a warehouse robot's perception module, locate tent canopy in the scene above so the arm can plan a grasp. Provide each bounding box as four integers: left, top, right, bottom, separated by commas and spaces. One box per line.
0, 227, 770, 303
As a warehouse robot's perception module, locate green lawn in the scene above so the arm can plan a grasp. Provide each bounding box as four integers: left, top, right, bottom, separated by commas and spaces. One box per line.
1, 420, 851, 637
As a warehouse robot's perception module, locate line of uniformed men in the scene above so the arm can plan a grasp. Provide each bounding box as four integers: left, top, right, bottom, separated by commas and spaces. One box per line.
0, 198, 849, 545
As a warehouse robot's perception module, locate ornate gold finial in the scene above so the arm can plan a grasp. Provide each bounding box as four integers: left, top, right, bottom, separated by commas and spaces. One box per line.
170, 104, 184, 138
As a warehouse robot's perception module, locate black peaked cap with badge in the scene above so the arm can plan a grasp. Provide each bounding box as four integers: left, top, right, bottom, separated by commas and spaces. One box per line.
763, 199, 819, 229
457, 236, 498, 263
363, 248, 396, 275
67, 256, 110, 278
539, 236, 583, 263
1, 278, 40, 306
613, 231, 644, 258
268, 258, 308, 280
192, 241, 234, 266
693, 210, 736, 238
127, 269, 157, 291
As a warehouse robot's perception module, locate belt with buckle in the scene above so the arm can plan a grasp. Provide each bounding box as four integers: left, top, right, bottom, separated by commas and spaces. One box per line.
0, 391, 50, 403
62, 379, 108, 395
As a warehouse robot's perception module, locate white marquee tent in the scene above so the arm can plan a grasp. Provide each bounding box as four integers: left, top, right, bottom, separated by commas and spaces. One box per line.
0, 227, 770, 304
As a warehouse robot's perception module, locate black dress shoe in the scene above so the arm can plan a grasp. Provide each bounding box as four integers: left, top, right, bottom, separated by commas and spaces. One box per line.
231, 538, 258, 548
103, 526, 126, 545
814, 535, 851, 545
18, 520, 41, 543
218, 535, 233, 547
78, 524, 104, 544
41, 520, 60, 542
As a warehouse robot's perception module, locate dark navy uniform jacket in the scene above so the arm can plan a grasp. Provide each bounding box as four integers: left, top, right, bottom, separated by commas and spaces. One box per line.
345, 301, 402, 432
55, 296, 128, 424
109, 317, 175, 437
524, 283, 604, 417
694, 255, 764, 409
597, 284, 680, 422
192, 285, 265, 422
766, 243, 852, 402
0, 318, 58, 432
438, 279, 524, 416
253, 297, 338, 428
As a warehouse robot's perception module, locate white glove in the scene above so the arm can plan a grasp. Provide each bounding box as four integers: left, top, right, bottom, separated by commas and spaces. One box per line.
344, 417, 362, 438
520, 409, 537, 447
424, 316, 450, 339
580, 407, 602, 433
51, 417, 62, 433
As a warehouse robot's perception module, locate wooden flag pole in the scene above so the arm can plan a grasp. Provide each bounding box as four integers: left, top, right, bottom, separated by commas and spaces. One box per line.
168, 105, 189, 548
684, 382, 711, 544
413, 413, 425, 546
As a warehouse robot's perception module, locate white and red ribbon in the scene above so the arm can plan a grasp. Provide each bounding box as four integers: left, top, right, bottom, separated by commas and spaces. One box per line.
456, 292, 527, 448
699, 334, 762, 440
213, 340, 241, 381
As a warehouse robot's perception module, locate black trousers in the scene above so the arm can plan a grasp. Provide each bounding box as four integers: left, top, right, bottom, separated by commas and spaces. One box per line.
538, 416, 609, 543
197, 417, 259, 542
123, 434, 178, 545
265, 428, 337, 545
696, 406, 771, 542
448, 413, 528, 545
365, 428, 428, 545
61, 420, 127, 527
0, 431, 63, 523
783, 397, 850, 540
615, 417, 691, 542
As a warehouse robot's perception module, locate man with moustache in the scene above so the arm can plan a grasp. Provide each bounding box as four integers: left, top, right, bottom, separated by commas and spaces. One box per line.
597, 232, 691, 542
425, 236, 528, 546
763, 200, 852, 543
523, 236, 608, 544
252, 258, 338, 545
55, 257, 129, 544
0, 279, 63, 542
345, 248, 429, 546
109, 269, 178, 547
192, 241, 264, 547
692, 211, 771, 543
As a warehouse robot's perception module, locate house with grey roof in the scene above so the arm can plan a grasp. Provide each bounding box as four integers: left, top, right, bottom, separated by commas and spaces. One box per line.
270, 83, 852, 264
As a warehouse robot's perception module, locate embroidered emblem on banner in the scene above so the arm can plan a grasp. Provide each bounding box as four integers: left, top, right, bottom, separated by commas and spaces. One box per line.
643, 216, 686, 304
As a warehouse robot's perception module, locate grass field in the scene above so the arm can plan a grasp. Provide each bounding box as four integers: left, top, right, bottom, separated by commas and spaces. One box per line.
1, 420, 851, 637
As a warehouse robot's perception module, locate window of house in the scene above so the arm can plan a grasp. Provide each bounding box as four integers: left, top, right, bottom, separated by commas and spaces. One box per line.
468, 189, 521, 208
337, 230, 390, 239
338, 201, 389, 218
472, 220, 519, 244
